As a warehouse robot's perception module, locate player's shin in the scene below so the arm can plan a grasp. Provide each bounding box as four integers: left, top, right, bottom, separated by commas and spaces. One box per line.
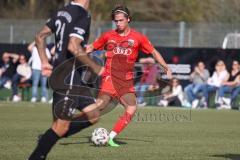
109, 111, 134, 140
63, 120, 93, 137
28, 128, 60, 160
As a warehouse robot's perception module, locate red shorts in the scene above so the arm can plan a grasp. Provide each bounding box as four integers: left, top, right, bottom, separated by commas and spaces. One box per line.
99, 75, 135, 99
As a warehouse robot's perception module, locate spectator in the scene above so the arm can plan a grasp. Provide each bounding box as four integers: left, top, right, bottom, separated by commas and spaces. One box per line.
135, 57, 159, 106
0, 52, 19, 89
217, 60, 240, 109
184, 61, 210, 107
28, 41, 52, 103
158, 78, 184, 107
198, 60, 229, 108
12, 54, 31, 102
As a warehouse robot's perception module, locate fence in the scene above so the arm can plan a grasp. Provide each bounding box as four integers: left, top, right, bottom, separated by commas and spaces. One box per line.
1, 19, 240, 48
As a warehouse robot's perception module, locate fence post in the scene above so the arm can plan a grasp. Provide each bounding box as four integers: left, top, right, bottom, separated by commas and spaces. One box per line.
10, 25, 13, 44
188, 29, 192, 47
142, 28, 147, 35
179, 21, 185, 47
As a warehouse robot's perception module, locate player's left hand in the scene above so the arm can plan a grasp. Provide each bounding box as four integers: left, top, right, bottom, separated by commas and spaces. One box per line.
166, 68, 173, 79
41, 63, 53, 77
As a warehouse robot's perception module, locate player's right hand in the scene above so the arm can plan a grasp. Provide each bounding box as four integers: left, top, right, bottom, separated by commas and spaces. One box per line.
98, 67, 105, 76
41, 63, 53, 77
166, 68, 173, 79
85, 44, 94, 54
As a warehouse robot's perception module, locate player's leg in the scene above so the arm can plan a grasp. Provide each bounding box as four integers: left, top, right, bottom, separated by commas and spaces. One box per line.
28, 91, 74, 160
108, 93, 137, 147
63, 94, 112, 137
28, 118, 70, 160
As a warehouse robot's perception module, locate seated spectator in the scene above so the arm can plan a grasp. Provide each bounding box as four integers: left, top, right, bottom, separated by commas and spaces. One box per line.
135, 57, 159, 106
184, 61, 210, 108
196, 60, 229, 108
230, 82, 240, 108
28, 41, 52, 103
158, 78, 184, 107
0, 52, 19, 89
12, 54, 32, 102
217, 60, 240, 109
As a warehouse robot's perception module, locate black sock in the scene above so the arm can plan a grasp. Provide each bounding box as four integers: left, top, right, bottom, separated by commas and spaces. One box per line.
28, 128, 60, 160
64, 121, 92, 137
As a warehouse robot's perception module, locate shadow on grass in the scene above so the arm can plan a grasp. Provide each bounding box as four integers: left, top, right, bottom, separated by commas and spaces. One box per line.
59, 136, 91, 146
211, 154, 240, 160
59, 136, 152, 146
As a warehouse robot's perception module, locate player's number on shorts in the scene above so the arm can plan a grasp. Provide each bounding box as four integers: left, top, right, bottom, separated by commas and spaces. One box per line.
55, 20, 66, 51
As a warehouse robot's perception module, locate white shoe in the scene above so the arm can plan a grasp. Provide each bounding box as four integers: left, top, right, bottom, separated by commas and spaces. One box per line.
138, 101, 147, 107
3, 81, 12, 89
158, 100, 168, 107
48, 98, 53, 104
12, 95, 21, 102
222, 97, 231, 106
192, 99, 199, 109
217, 97, 224, 105
31, 97, 37, 102
217, 104, 231, 110
41, 97, 47, 103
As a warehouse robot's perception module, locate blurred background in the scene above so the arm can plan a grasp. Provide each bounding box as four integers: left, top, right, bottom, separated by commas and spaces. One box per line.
0, 0, 239, 108
1, 0, 240, 47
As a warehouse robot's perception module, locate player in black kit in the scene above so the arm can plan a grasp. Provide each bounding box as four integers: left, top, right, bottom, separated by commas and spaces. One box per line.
27, 0, 103, 159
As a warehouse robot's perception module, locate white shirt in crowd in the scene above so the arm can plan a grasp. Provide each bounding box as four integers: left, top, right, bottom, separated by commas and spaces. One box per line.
28, 46, 51, 70
17, 63, 32, 79
169, 85, 184, 104
207, 70, 228, 87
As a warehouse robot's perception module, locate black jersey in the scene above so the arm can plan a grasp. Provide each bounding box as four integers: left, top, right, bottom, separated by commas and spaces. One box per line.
46, 2, 92, 91
46, 2, 91, 68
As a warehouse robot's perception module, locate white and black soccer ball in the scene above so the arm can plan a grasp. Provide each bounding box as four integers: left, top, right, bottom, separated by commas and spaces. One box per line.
91, 128, 109, 146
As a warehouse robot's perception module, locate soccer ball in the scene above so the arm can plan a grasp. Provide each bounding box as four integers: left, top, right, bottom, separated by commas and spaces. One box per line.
91, 128, 109, 146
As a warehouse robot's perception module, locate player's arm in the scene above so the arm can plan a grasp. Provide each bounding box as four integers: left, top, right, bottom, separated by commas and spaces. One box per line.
151, 49, 172, 79
140, 34, 172, 79
68, 37, 104, 75
35, 25, 53, 77
27, 41, 35, 53
5, 52, 20, 63
86, 33, 107, 54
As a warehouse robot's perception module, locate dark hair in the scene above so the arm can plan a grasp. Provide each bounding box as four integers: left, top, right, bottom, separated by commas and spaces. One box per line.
111, 5, 131, 21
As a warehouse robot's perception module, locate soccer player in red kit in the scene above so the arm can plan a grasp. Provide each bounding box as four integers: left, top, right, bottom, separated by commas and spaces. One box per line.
86, 5, 172, 147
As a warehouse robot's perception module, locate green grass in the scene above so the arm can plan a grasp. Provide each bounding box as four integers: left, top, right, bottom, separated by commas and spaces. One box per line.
0, 102, 240, 160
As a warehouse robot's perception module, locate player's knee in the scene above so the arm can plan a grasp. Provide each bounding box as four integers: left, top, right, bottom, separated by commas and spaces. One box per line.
86, 110, 100, 124
52, 120, 70, 137
126, 105, 137, 115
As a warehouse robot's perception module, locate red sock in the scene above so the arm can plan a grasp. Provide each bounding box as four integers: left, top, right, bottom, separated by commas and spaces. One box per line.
112, 112, 133, 134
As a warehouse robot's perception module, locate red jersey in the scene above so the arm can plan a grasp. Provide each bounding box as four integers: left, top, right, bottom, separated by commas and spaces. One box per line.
93, 29, 154, 97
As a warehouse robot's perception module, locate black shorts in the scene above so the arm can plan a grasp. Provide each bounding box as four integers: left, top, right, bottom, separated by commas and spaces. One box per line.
52, 91, 95, 121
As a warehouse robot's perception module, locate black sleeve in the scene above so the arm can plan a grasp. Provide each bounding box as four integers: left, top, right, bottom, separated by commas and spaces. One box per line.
46, 16, 56, 32
69, 15, 90, 41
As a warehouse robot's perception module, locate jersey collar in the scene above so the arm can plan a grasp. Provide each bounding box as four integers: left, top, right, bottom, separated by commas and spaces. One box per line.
71, 1, 84, 8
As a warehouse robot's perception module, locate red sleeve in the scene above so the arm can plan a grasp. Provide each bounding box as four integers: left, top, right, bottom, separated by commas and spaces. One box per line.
140, 35, 154, 54
93, 32, 108, 50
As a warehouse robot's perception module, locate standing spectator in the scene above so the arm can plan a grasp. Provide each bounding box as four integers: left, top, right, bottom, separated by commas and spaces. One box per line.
199, 60, 229, 108
0, 52, 19, 89
158, 78, 184, 107
184, 61, 210, 108
217, 60, 240, 109
12, 54, 32, 102
28, 41, 52, 102
135, 57, 159, 106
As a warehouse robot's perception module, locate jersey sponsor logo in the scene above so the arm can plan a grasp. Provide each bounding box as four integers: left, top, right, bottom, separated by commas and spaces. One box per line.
105, 39, 134, 56
57, 11, 72, 23
74, 27, 85, 35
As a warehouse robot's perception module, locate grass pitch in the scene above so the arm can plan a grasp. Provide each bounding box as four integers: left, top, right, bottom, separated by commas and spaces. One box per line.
0, 102, 240, 160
